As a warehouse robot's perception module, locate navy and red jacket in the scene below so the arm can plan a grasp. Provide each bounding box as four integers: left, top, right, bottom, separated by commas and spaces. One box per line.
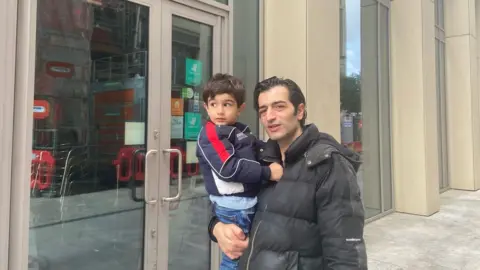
196, 121, 271, 197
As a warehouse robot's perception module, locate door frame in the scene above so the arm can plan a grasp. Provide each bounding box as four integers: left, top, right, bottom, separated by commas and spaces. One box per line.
9, 0, 163, 269
0, 0, 19, 268
157, 1, 229, 269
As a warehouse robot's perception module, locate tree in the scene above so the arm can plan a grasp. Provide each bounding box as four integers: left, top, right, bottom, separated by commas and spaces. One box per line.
340, 73, 361, 113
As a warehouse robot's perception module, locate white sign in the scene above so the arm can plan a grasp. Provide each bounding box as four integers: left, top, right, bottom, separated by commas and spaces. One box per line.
171, 116, 184, 139
124, 122, 145, 145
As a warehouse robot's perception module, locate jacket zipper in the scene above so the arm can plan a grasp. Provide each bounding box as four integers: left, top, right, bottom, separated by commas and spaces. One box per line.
246, 220, 263, 270
246, 157, 280, 269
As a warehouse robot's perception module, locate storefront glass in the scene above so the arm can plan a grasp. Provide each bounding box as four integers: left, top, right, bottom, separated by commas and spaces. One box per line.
167, 15, 213, 270
27, 0, 258, 269
29, 1, 150, 268
435, 0, 449, 190
340, 0, 393, 219
232, 0, 260, 136
164, 0, 259, 267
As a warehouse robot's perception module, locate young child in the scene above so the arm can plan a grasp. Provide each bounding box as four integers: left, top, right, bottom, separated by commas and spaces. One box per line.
196, 73, 283, 270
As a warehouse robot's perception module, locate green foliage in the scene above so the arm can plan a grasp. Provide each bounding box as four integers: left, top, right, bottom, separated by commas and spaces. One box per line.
340, 73, 361, 113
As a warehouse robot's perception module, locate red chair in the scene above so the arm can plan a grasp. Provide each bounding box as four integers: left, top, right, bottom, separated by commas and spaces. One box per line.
187, 163, 199, 176
113, 147, 137, 182
31, 150, 55, 191
169, 146, 185, 179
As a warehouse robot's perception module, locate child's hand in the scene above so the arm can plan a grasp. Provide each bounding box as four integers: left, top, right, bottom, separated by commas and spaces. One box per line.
269, 163, 284, 181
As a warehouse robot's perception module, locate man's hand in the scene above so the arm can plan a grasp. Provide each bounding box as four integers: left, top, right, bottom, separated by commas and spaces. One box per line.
213, 222, 249, 259
269, 162, 283, 181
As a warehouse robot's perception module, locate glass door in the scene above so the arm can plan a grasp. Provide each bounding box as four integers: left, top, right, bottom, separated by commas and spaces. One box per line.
158, 2, 226, 270
27, 0, 161, 269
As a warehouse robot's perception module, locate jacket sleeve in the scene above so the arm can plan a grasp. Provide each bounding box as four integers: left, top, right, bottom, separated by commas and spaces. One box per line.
198, 123, 271, 183
316, 155, 368, 270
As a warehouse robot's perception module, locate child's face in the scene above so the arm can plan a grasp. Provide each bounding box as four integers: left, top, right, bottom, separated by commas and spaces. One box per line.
204, 93, 245, 125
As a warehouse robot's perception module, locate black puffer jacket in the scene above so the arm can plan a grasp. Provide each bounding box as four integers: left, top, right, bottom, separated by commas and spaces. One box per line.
210, 124, 368, 270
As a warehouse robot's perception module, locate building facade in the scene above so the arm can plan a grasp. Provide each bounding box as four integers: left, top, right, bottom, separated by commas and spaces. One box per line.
0, 0, 479, 269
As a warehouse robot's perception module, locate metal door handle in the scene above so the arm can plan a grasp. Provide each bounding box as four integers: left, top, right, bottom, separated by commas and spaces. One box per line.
162, 148, 182, 202
130, 149, 146, 202
144, 149, 158, 205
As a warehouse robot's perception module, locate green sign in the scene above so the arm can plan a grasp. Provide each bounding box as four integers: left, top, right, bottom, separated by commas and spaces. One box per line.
185, 58, 203, 86
181, 87, 194, 99
184, 112, 202, 139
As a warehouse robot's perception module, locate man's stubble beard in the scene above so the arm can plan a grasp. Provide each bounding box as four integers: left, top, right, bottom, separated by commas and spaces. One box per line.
276, 123, 302, 153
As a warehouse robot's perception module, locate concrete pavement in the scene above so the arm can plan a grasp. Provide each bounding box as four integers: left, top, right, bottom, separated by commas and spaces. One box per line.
365, 189, 480, 270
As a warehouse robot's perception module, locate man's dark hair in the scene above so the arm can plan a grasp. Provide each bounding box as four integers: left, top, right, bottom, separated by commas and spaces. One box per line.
254, 76, 307, 126
203, 73, 246, 107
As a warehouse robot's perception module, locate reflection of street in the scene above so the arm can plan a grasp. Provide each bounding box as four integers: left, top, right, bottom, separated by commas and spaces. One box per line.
30, 206, 144, 270
357, 162, 382, 218
168, 193, 211, 270
29, 177, 211, 270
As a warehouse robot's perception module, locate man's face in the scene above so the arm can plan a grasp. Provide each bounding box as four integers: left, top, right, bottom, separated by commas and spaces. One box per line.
257, 86, 304, 141
204, 93, 244, 125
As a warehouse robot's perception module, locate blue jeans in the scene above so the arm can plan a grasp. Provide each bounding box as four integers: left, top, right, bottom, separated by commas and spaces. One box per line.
214, 204, 256, 270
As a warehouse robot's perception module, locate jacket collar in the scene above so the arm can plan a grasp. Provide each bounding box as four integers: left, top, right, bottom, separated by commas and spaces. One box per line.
206, 120, 251, 134
259, 124, 321, 164
259, 124, 362, 170
233, 122, 251, 134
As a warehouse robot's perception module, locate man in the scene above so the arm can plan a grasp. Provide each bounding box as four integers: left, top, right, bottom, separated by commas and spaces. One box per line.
207, 76, 368, 269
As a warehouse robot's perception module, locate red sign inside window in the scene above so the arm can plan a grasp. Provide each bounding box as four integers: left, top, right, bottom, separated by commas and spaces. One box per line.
33, 100, 51, 120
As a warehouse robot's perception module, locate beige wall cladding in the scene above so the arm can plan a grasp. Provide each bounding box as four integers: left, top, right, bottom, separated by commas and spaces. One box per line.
391, 0, 440, 215
445, 0, 480, 191
263, 0, 340, 140
421, 0, 442, 214
445, 0, 476, 37
263, 0, 307, 90
476, 0, 480, 190
306, 0, 340, 140
0, 0, 18, 268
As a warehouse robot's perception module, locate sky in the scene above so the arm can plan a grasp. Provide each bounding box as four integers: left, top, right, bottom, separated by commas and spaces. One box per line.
345, 0, 361, 76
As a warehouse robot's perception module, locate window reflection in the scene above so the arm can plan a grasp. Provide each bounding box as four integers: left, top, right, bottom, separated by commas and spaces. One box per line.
168, 15, 213, 270
233, 0, 259, 136
435, 0, 449, 190
30, 1, 149, 269
340, 0, 392, 218
214, 0, 228, 4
